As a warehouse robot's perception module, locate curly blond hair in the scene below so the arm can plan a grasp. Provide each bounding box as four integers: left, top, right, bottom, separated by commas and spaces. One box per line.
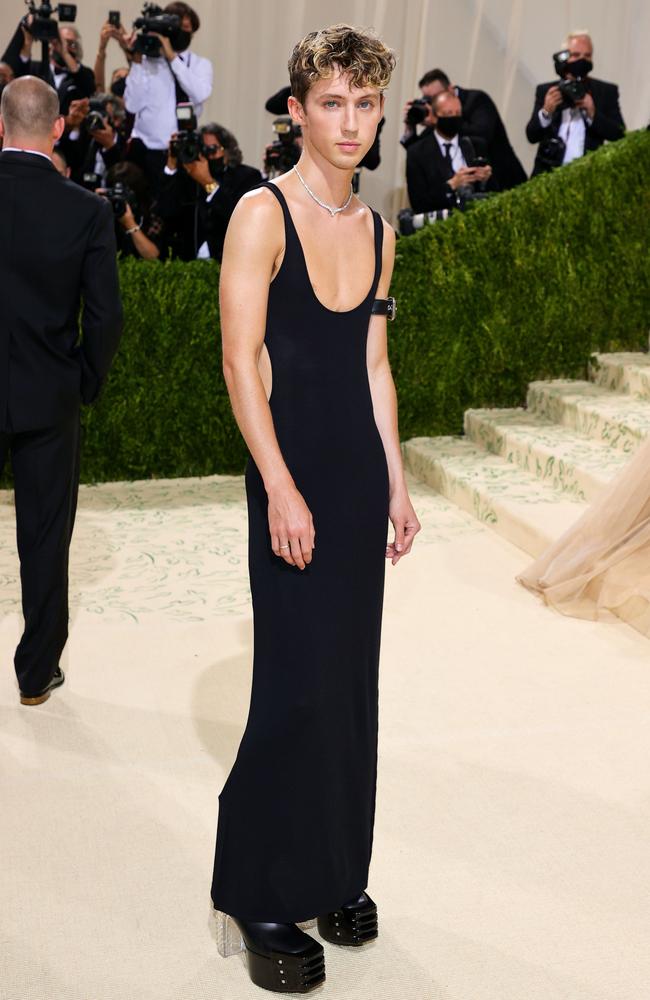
288, 24, 396, 106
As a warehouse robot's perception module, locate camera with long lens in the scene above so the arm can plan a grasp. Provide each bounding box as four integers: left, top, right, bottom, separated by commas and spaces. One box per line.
405, 96, 432, 128
22, 0, 77, 42
263, 117, 302, 178
102, 180, 132, 218
84, 95, 111, 133
398, 207, 453, 236
553, 49, 588, 107
132, 2, 180, 58
169, 102, 205, 164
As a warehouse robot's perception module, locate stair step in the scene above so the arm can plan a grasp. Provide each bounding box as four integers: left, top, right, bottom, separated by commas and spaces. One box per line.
402, 436, 585, 558
590, 351, 650, 398
464, 407, 631, 502
526, 379, 650, 454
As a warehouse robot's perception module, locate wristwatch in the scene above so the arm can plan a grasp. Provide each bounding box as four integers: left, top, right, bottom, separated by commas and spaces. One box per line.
371, 296, 397, 321
204, 181, 219, 195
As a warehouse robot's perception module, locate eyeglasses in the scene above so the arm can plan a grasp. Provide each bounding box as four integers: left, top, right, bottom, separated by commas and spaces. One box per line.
202, 144, 224, 155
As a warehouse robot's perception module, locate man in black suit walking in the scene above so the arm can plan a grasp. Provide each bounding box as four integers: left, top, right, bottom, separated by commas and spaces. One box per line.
526, 32, 625, 176
406, 90, 498, 214
0, 76, 123, 706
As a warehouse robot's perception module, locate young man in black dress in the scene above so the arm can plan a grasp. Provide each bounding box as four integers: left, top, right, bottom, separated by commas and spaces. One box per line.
213, 24, 420, 993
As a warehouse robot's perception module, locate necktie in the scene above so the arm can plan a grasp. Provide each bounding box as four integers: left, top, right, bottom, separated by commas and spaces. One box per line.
442, 142, 453, 179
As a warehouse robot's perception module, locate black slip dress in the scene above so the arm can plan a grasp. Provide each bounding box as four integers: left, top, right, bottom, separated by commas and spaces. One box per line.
211, 179, 389, 923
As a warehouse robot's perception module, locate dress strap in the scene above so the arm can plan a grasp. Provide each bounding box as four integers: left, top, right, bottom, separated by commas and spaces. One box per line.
370, 209, 383, 293
256, 180, 292, 226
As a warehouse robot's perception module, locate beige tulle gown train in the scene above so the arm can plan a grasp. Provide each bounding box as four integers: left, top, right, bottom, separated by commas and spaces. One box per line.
517, 434, 650, 635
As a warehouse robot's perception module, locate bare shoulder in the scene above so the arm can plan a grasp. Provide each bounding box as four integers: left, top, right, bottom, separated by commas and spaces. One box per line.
229, 184, 283, 235
378, 214, 397, 252
222, 184, 284, 267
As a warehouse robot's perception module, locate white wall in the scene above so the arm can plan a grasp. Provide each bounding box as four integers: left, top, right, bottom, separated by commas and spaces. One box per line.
1, 0, 647, 219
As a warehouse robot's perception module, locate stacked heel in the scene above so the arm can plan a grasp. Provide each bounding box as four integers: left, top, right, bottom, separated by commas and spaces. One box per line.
215, 911, 325, 993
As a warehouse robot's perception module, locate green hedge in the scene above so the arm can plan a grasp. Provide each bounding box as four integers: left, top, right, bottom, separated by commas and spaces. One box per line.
81, 129, 650, 482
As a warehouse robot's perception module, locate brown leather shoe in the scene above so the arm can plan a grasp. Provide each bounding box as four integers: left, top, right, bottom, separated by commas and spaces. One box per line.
20, 667, 65, 706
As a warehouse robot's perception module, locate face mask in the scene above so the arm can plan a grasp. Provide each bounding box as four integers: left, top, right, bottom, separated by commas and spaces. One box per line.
170, 29, 192, 53
567, 58, 592, 78
208, 159, 226, 179
436, 116, 462, 139
111, 77, 126, 99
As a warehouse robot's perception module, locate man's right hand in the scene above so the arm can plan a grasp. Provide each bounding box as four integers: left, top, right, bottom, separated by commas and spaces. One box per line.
267, 483, 315, 570
123, 30, 142, 63
65, 98, 89, 131
543, 85, 563, 116
448, 166, 479, 191
20, 14, 34, 56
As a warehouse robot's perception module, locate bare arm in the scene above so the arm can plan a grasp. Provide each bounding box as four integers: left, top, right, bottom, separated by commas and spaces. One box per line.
366, 219, 421, 564
220, 190, 315, 570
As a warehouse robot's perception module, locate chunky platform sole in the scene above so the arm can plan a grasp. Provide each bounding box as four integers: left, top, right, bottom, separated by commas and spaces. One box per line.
215, 911, 325, 993
317, 897, 378, 947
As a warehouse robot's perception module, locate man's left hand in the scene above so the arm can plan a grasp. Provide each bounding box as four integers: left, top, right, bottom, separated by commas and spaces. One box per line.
473, 164, 492, 183
183, 156, 214, 188
151, 32, 176, 62
92, 120, 116, 149
576, 92, 595, 119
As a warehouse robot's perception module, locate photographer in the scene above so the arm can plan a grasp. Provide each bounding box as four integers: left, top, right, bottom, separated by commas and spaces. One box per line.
99, 160, 163, 260
3, 14, 95, 115
124, 2, 213, 187
157, 121, 262, 262
526, 32, 625, 175
406, 90, 497, 214
402, 68, 526, 190
59, 92, 126, 185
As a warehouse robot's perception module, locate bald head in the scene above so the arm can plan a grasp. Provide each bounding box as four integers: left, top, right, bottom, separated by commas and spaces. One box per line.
0, 76, 61, 148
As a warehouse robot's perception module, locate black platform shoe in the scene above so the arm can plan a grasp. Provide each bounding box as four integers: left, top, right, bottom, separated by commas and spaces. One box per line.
215, 910, 325, 993
317, 891, 378, 946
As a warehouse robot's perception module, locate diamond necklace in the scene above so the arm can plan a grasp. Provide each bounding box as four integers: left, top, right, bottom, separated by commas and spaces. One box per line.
292, 165, 353, 217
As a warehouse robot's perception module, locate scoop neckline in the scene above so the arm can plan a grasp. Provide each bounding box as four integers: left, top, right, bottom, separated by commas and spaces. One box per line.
265, 181, 379, 316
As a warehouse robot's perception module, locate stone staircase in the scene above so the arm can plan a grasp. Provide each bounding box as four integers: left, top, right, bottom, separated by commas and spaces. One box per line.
402, 352, 650, 560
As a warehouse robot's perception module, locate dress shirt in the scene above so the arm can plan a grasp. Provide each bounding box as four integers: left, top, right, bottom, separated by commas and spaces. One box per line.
125, 50, 213, 151
538, 106, 592, 164
433, 130, 467, 174
19, 53, 69, 90
1, 146, 52, 162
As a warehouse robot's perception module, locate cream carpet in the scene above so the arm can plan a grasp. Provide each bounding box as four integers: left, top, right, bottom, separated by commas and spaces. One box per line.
1, 472, 649, 1000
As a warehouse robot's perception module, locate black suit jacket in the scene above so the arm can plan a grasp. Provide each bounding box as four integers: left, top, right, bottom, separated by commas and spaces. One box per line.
0, 152, 123, 432
2, 24, 95, 115
157, 162, 263, 262
406, 131, 498, 213
456, 86, 527, 188
526, 77, 625, 175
